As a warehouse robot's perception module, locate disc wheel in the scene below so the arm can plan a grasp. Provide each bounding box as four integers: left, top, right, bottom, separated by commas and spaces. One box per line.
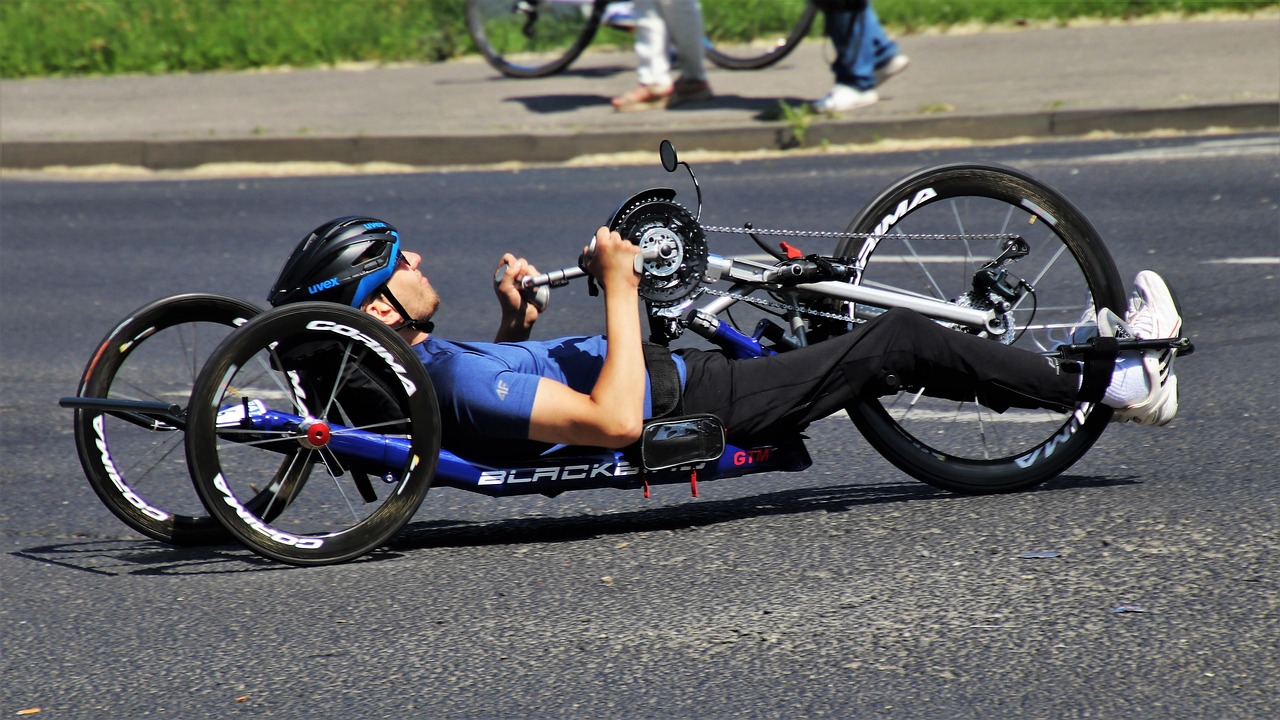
833, 163, 1124, 493
185, 303, 440, 566
703, 0, 817, 71
467, 0, 603, 78
70, 294, 260, 545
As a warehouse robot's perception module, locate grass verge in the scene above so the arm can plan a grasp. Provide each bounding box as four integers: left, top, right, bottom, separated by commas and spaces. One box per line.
1, 0, 1274, 78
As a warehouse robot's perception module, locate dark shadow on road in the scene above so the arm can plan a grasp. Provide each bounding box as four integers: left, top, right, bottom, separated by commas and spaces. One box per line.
503, 93, 806, 117
392, 473, 1141, 551
11, 474, 1138, 574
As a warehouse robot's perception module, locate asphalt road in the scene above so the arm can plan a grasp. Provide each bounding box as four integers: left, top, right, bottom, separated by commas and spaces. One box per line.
2, 134, 1278, 719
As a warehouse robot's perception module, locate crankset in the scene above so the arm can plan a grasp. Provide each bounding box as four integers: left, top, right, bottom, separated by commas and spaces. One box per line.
609, 194, 709, 307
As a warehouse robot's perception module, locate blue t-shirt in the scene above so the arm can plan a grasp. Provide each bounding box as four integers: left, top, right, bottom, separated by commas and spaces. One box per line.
414, 335, 686, 458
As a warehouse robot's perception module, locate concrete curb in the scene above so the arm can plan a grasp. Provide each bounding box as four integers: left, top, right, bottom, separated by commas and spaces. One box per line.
3, 103, 1274, 171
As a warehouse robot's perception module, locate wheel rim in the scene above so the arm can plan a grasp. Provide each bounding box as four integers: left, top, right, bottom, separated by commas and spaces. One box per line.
187, 304, 437, 565
842, 168, 1120, 467
75, 295, 258, 543
469, 0, 598, 77
702, 0, 815, 67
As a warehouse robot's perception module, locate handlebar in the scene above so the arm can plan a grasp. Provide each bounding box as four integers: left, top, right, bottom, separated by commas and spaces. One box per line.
516, 236, 678, 291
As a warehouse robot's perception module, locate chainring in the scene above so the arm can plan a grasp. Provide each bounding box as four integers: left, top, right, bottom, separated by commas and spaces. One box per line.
608, 196, 708, 307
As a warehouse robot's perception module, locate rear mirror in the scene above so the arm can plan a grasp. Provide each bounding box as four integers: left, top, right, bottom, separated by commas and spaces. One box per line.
659, 140, 679, 173
641, 414, 725, 471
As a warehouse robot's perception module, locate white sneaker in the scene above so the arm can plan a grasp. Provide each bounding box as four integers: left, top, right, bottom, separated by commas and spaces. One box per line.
1108, 271, 1183, 426
874, 54, 910, 86
1127, 270, 1183, 338
812, 85, 879, 113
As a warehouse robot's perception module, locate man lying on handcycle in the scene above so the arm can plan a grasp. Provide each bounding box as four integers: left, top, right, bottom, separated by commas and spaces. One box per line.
267, 216, 1182, 459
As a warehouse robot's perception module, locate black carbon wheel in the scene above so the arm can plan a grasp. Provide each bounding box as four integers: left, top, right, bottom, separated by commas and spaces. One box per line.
71, 294, 261, 545
834, 163, 1125, 493
185, 303, 440, 565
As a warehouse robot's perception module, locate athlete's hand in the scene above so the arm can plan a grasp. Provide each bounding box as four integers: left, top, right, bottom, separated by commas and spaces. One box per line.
493, 253, 540, 341
583, 226, 640, 293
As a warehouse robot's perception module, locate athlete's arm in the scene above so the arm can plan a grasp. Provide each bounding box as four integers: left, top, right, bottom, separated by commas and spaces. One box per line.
527, 226, 645, 447
492, 253, 541, 343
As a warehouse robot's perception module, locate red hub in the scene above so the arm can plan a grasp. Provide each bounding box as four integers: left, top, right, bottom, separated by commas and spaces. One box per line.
299, 420, 331, 449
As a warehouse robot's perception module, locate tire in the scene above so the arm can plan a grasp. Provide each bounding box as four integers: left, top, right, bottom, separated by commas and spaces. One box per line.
703, 0, 817, 71
467, 0, 604, 78
833, 163, 1125, 494
185, 303, 440, 565
71, 294, 261, 545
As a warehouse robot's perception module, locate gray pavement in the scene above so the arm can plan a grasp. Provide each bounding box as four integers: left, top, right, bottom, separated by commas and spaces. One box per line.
1, 16, 1277, 170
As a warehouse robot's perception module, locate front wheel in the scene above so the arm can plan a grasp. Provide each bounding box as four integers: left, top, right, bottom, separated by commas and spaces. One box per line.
185, 303, 440, 565
702, 0, 817, 71
467, 0, 603, 78
834, 164, 1125, 493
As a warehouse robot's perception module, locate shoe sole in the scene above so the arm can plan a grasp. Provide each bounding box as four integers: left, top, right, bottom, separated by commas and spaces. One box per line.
874, 55, 910, 86
667, 89, 712, 108
1133, 270, 1183, 337
613, 98, 670, 112
813, 92, 879, 114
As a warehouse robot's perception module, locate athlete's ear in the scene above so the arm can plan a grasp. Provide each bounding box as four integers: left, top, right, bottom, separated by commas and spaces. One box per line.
362, 296, 399, 327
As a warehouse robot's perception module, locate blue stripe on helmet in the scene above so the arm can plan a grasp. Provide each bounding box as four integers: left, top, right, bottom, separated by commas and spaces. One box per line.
349, 234, 401, 307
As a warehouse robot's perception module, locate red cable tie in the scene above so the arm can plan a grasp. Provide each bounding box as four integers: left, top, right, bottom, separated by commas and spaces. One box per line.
643, 476, 650, 499
690, 470, 698, 498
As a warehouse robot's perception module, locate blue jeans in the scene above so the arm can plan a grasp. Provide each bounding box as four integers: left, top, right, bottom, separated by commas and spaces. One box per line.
825, 3, 898, 90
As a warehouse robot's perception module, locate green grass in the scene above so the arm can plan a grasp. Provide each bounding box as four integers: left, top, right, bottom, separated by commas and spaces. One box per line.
0, 0, 1274, 78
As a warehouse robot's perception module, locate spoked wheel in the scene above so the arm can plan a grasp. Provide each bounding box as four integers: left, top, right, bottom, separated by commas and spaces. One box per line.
69, 294, 261, 545
833, 163, 1125, 493
185, 303, 440, 566
703, 0, 817, 71
467, 0, 604, 78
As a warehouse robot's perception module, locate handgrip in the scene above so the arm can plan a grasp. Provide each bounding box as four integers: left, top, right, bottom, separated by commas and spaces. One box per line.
495, 264, 551, 312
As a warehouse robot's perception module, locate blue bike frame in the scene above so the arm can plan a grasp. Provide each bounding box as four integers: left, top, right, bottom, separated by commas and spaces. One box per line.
225, 318, 809, 499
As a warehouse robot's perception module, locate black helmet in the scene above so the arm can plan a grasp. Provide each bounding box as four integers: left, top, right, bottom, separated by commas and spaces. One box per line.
268, 216, 401, 308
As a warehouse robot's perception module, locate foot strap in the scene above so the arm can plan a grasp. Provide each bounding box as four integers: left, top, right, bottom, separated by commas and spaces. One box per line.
1077, 337, 1120, 404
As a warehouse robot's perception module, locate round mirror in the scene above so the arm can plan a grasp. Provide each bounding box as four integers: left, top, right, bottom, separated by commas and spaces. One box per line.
659, 140, 679, 173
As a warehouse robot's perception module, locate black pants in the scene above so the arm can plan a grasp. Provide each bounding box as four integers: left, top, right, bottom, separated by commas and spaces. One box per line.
677, 308, 1080, 438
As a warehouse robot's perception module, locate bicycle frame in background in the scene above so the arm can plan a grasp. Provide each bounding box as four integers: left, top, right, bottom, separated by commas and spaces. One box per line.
466, 0, 817, 78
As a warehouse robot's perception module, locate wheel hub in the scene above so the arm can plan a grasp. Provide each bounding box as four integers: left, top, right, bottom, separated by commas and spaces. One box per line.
298, 419, 332, 449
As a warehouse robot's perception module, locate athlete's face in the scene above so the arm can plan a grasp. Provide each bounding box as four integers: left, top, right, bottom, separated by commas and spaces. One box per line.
383, 250, 440, 325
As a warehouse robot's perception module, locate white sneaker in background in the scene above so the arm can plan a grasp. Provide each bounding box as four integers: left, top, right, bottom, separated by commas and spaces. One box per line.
812, 84, 879, 113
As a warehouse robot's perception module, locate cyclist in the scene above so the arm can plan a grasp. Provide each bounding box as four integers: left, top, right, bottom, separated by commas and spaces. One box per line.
268, 216, 1181, 459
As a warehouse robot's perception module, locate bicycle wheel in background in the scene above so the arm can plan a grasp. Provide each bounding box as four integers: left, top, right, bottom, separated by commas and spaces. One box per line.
71, 294, 261, 545
703, 0, 817, 71
832, 164, 1125, 494
467, 0, 605, 78
185, 303, 440, 566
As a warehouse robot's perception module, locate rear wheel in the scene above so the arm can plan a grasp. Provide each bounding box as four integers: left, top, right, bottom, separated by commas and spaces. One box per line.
703, 0, 817, 71
834, 164, 1124, 493
467, 0, 604, 78
185, 303, 439, 565
71, 294, 260, 545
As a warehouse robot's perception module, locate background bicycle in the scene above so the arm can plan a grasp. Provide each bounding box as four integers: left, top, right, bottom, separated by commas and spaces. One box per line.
467, 0, 818, 78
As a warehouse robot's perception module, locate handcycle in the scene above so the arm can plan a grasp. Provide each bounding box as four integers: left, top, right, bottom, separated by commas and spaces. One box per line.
467, 0, 817, 78
61, 141, 1193, 566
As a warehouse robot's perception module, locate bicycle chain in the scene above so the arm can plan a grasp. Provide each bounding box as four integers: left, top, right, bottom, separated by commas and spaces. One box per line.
701, 225, 1021, 243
